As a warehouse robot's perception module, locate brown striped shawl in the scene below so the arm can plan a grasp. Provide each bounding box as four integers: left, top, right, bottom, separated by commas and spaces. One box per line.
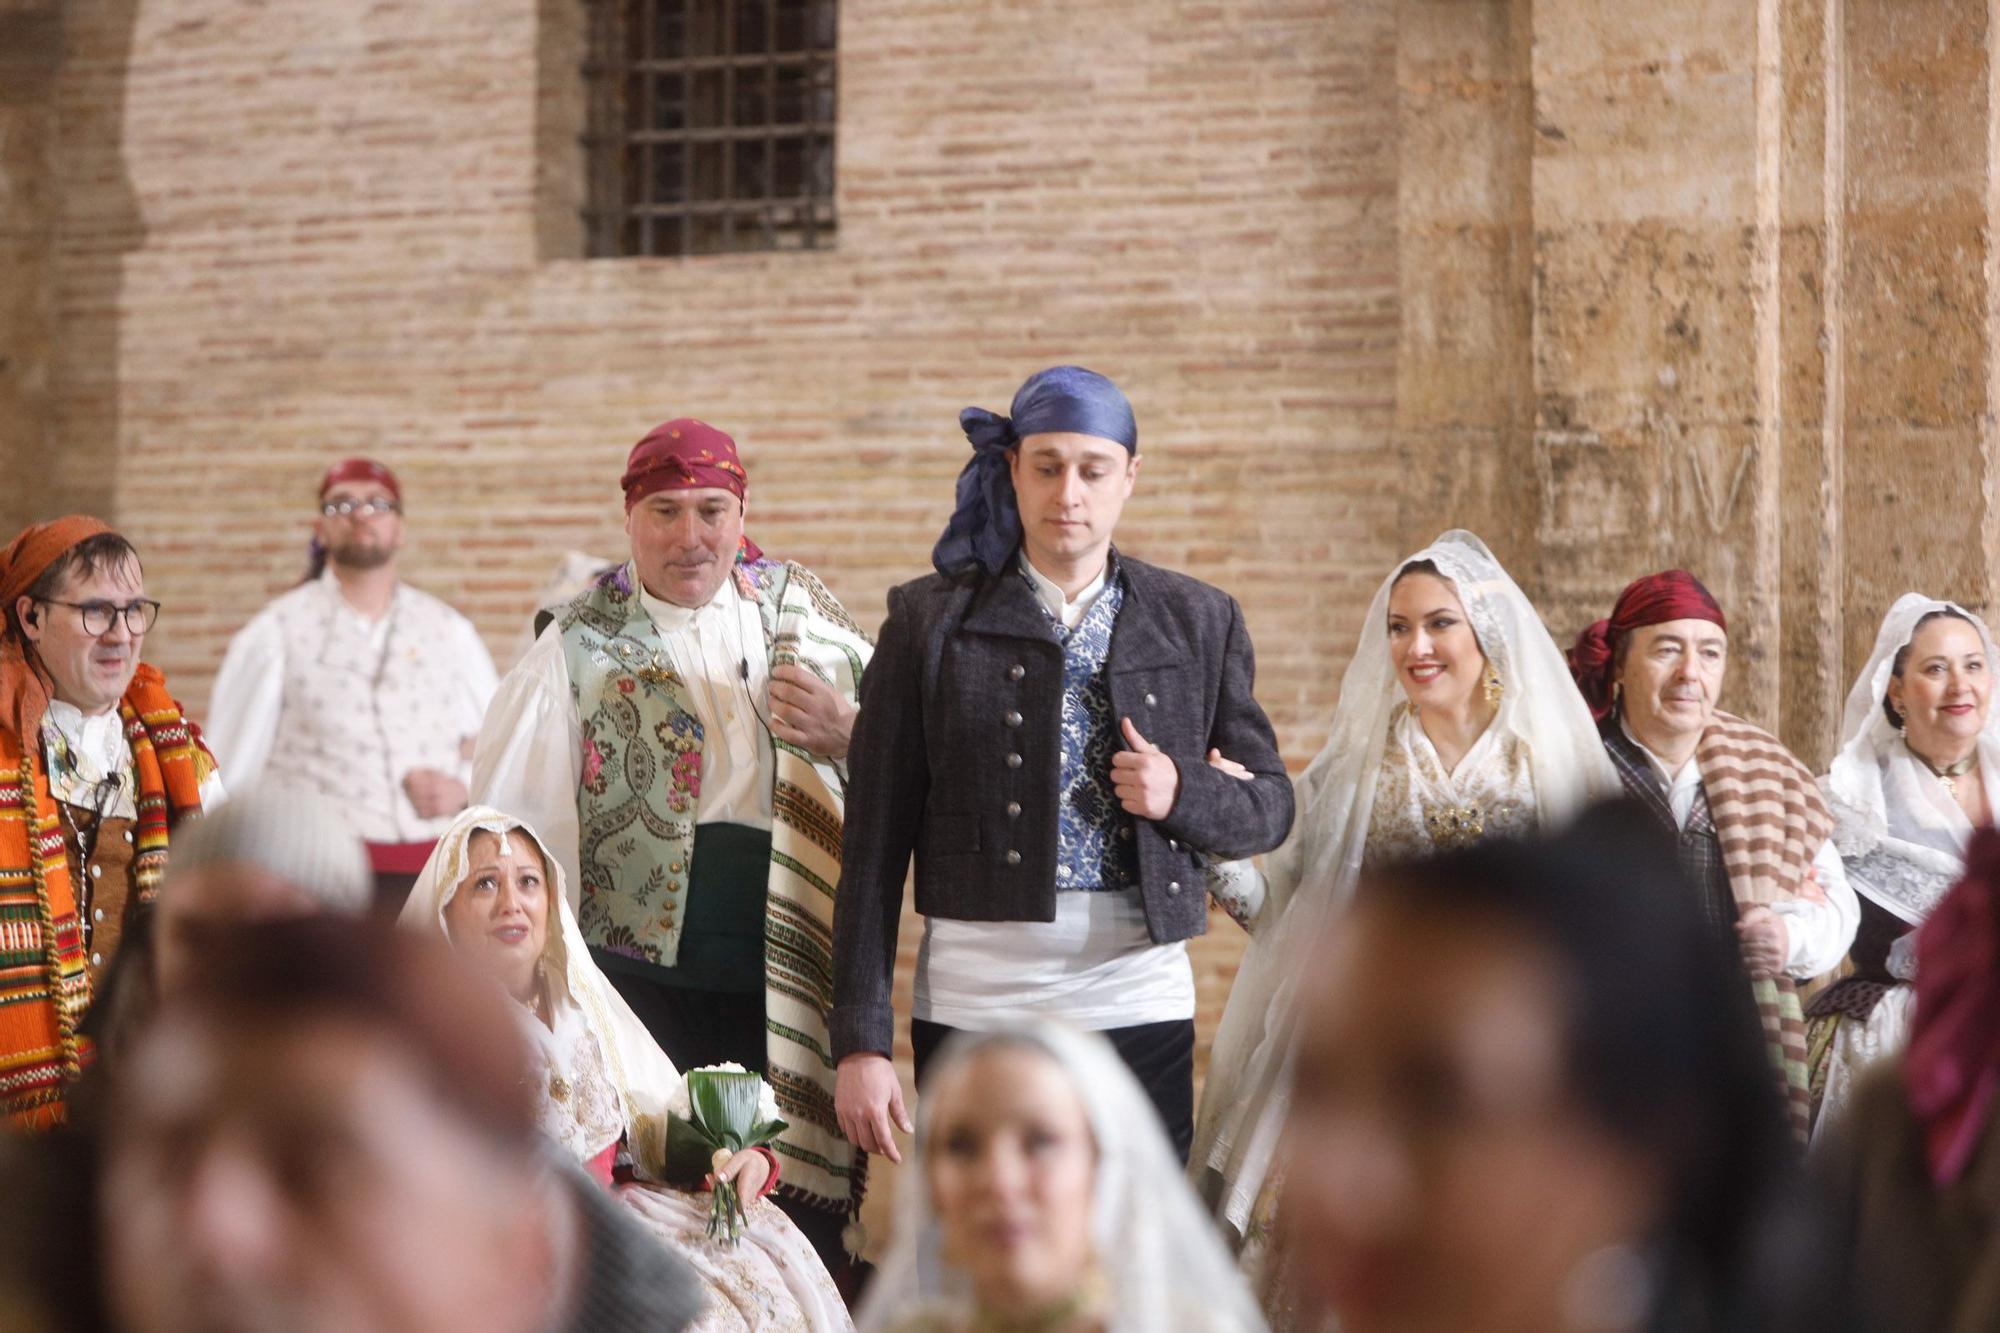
1697, 709, 1832, 1140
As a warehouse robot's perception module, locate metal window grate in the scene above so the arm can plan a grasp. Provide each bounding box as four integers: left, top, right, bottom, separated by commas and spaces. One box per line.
585, 0, 838, 257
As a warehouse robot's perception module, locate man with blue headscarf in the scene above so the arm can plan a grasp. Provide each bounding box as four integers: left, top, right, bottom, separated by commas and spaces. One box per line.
828, 366, 1295, 1162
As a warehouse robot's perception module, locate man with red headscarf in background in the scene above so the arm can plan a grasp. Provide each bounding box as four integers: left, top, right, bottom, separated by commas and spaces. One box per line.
206, 459, 498, 908
472, 419, 873, 1279
0, 517, 221, 1128
1570, 570, 1857, 1139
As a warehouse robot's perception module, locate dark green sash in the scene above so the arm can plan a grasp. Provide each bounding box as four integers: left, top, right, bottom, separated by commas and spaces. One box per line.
592, 823, 771, 995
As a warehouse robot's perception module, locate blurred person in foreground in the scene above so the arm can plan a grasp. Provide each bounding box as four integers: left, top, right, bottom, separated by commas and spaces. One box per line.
856, 1018, 1266, 1333
1818, 824, 2000, 1332
400, 805, 852, 1332
1275, 802, 1844, 1333
95, 918, 701, 1333
79, 785, 374, 1069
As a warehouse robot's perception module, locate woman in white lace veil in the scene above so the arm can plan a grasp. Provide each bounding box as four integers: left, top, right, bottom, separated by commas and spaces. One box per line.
857, 1019, 1266, 1333
1808, 595, 1999, 1141
401, 805, 853, 1333
1190, 531, 1616, 1262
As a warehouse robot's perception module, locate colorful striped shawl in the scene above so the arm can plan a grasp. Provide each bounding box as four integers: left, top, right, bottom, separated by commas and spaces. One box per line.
0, 665, 212, 1128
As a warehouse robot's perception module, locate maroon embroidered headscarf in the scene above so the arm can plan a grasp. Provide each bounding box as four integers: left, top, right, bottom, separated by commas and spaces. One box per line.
620, 419, 762, 563
1568, 570, 1728, 721
1908, 826, 2000, 1185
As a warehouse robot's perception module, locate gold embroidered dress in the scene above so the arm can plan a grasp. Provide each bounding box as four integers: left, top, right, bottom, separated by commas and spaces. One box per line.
1363, 702, 1538, 867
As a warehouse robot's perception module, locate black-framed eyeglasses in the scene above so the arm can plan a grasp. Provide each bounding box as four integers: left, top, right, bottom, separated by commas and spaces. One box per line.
39, 598, 161, 636
320, 497, 401, 519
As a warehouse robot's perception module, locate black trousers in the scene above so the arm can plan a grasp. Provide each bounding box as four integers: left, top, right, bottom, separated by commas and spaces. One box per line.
598, 961, 854, 1283
911, 1016, 1197, 1164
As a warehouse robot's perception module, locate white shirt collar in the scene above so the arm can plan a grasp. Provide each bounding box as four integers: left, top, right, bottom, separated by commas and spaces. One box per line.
44, 697, 125, 752
1620, 715, 1700, 789
1018, 551, 1110, 631
638, 569, 734, 632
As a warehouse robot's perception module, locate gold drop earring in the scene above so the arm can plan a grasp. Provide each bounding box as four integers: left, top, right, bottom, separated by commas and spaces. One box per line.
1483, 665, 1503, 705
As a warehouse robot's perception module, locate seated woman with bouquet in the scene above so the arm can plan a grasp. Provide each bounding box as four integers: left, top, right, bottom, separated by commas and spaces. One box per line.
401, 806, 852, 1333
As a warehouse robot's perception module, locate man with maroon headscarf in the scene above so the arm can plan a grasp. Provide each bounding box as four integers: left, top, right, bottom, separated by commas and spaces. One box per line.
207, 459, 498, 907
1570, 570, 1857, 1137
472, 419, 872, 1276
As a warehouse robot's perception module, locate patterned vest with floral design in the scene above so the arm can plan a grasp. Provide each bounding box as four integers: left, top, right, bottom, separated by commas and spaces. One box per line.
557, 566, 717, 970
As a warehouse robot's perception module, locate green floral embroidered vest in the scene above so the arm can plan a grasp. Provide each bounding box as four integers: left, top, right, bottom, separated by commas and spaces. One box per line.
558, 563, 716, 969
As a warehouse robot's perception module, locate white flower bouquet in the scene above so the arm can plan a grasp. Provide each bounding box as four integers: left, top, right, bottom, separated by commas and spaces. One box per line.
663, 1062, 788, 1245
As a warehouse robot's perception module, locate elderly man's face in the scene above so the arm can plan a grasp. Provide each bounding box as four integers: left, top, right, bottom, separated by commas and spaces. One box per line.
103, 1014, 558, 1333
16, 556, 147, 715
316, 479, 404, 572
626, 486, 746, 608
1614, 619, 1729, 751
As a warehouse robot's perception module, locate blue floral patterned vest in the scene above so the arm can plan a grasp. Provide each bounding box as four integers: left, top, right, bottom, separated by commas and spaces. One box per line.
1030, 562, 1138, 892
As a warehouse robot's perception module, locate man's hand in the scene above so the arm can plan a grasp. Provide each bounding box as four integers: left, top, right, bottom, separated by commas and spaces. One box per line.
1736, 906, 1790, 980
1111, 718, 1180, 820
1207, 748, 1253, 780
768, 663, 858, 760
403, 767, 470, 819
835, 1053, 913, 1163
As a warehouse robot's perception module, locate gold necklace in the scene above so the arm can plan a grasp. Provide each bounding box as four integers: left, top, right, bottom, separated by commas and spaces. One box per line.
1911, 743, 1979, 799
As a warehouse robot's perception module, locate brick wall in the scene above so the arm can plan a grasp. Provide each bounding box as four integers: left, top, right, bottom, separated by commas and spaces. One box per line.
24, 0, 1402, 1229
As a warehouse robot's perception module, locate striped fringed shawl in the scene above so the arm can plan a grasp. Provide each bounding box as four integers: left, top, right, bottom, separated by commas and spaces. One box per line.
746, 559, 875, 1225
1696, 710, 1834, 908
0, 665, 212, 1128
1697, 709, 1834, 1140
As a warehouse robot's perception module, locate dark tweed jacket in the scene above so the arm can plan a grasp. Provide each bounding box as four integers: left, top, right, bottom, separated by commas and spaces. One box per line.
828, 552, 1295, 1060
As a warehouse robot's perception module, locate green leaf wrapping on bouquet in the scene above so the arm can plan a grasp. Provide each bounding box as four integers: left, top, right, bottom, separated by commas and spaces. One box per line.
685, 1069, 787, 1150
663, 1112, 723, 1184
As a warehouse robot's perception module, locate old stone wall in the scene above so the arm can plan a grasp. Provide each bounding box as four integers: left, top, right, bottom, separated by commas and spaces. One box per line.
1396, 0, 2000, 769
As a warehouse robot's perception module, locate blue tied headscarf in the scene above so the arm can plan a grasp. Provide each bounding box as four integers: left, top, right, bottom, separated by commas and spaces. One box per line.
931, 366, 1138, 577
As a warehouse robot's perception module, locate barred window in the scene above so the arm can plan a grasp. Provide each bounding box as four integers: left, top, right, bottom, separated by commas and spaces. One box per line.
585, 0, 837, 258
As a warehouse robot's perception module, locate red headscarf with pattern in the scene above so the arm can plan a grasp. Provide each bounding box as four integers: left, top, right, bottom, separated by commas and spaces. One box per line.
620, 419, 762, 562
1568, 570, 1728, 721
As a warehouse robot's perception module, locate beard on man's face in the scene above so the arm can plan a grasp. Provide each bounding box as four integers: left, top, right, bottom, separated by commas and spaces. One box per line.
329, 541, 395, 571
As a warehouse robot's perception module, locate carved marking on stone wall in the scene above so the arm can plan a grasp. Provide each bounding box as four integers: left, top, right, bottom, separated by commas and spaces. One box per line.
1687, 439, 1754, 534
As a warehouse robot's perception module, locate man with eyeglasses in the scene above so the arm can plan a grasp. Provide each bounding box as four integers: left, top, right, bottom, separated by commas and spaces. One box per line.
471, 419, 873, 1281
207, 458, 497, 908
0, 516, 222, 1128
